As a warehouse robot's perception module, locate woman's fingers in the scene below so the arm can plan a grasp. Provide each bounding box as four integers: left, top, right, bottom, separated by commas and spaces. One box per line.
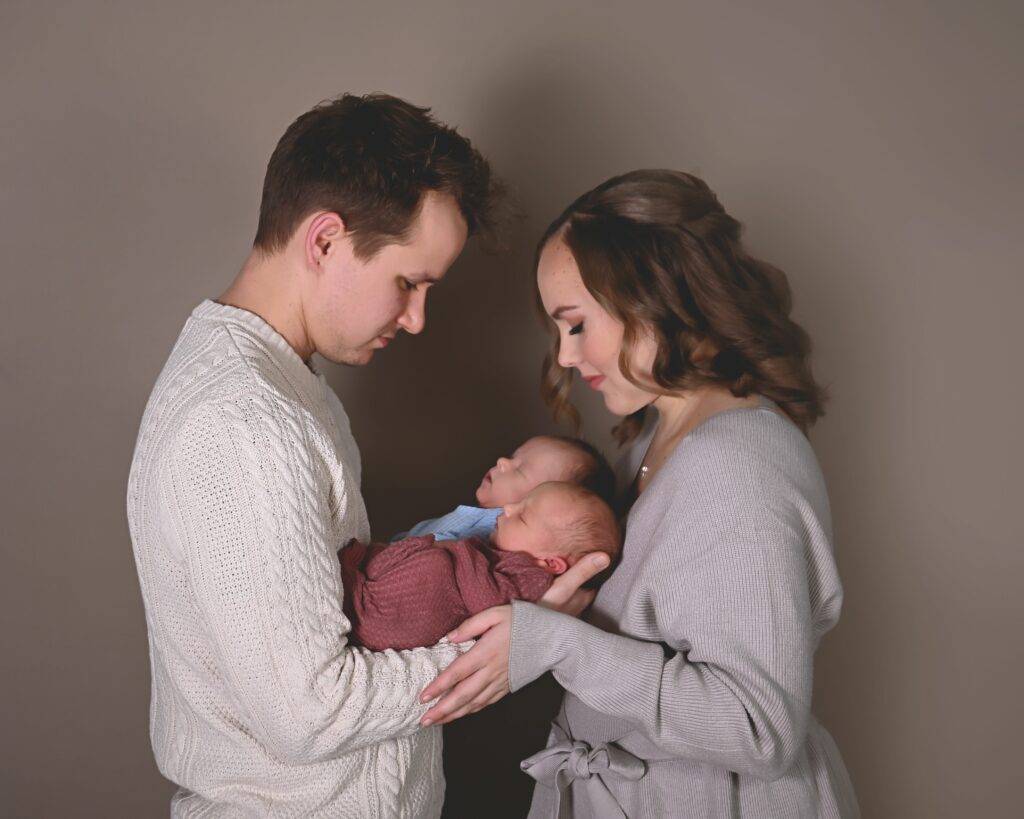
419, 607, 510, 702
421, 666, 492, 725
540, 552, 609, 610
420, 609, 512, 723
561, 587, 596, 618
433, 679, 508, 725
445, 606, 505, 644
419, 646, 481, 703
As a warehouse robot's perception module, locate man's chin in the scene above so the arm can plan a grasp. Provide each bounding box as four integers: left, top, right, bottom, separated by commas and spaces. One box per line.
326, 348, 375, 367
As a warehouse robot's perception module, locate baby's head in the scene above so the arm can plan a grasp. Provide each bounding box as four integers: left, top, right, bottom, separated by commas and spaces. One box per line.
475, 436, 615, 509
490, 481, 621, 576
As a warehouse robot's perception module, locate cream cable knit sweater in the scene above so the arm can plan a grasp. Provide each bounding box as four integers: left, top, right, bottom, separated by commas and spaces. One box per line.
127, 300, 462, 817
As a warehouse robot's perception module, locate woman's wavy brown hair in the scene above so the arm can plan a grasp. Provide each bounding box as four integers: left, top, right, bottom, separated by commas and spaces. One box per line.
535, 169, 827, 445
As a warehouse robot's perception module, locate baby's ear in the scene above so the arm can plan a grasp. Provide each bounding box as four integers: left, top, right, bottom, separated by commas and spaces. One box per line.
542, 556, 569, 575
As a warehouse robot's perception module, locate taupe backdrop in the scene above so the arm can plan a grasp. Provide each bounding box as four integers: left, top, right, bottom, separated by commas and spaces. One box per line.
2, 1, 1021, 816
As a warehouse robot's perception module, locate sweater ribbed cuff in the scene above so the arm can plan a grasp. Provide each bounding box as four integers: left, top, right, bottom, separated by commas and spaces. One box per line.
508, 600, 577, 692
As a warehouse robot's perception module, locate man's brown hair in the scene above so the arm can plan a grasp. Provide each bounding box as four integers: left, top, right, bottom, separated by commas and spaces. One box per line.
254, 92, 501, 259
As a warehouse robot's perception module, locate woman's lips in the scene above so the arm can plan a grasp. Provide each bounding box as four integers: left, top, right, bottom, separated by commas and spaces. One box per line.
584, 375, 605, 389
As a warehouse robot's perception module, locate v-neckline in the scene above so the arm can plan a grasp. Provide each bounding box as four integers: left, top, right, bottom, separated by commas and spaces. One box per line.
629, 395, 778, 496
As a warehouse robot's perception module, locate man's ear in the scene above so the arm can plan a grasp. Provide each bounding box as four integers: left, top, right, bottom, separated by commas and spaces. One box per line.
305, 212, 346, 270
541, 556, 569, 575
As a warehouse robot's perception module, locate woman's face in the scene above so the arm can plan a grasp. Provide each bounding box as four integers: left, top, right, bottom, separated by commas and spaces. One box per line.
537, 235, 659, 417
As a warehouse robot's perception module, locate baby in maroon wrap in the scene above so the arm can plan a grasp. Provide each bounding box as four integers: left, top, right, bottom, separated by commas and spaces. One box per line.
339, 481, 621, 651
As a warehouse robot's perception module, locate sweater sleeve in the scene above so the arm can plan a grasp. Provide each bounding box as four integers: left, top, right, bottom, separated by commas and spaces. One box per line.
163, 395, 464, 765
508, 453, 819, 781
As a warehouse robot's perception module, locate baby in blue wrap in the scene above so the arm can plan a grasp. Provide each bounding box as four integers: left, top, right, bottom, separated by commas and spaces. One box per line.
393, 435, 616, 542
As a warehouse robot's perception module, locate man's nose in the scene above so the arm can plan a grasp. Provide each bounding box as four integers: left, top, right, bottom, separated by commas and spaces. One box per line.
397, 290, 427, 335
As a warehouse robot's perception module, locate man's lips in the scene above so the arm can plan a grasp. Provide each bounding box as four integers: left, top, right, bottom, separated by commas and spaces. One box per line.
376, 335, 395, 348
583, 375, 606, 389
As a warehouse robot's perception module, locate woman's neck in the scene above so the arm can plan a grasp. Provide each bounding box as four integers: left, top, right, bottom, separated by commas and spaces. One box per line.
651, 385, 760, 444
634, 386, 762, 494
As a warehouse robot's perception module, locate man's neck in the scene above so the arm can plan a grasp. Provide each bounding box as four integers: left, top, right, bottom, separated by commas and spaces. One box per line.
218, 249, 314, 363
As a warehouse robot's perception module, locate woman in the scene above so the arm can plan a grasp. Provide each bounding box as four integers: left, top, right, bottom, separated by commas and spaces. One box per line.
422, 170, 859, 817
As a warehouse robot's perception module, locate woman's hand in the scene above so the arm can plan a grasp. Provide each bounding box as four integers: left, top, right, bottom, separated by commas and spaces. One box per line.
418, 552, 610, 726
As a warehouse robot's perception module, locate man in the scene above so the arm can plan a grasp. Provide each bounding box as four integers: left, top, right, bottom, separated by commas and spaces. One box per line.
126, 93, 600, 817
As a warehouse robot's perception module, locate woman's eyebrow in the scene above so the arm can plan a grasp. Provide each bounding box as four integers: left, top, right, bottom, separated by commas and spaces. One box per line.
551, 305, 579, 320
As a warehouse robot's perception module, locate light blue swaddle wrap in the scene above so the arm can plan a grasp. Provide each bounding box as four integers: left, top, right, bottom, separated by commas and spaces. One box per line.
391, 504, 502, 543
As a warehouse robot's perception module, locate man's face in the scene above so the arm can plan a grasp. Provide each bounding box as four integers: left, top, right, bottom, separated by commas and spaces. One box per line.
475, 437, 583, 508
307, 190, 469, 366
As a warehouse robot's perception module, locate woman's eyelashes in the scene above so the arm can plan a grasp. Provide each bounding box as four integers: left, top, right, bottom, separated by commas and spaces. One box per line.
568, 322, 584, 336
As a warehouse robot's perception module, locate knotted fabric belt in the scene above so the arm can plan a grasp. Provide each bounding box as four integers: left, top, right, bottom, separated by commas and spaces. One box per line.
520, 722, 646, 818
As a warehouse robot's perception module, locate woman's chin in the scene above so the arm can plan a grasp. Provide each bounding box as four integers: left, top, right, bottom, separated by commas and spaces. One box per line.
602, 393, 635, 417
602, 388, 654, 418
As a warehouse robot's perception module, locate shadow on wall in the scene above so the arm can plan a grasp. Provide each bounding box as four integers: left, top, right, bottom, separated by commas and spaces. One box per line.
327, 42, 874, 816
327, 50, 708, 818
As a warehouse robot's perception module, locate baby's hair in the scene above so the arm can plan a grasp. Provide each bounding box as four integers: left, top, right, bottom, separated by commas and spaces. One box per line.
548, 436, 617, 508
549, 483, 622, 566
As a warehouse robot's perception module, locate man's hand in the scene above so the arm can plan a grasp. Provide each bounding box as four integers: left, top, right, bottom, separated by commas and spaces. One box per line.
417, 552, 610, 726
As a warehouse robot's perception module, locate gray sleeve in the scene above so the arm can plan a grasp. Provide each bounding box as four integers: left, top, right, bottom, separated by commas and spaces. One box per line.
509, 444, 820, 780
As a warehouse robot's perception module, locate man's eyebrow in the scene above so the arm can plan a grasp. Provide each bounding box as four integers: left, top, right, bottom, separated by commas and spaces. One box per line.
417, 273, 442, 284
551, 305, 579, 319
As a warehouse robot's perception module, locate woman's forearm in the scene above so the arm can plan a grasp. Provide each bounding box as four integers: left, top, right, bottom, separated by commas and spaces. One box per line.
509, 600, 813, 780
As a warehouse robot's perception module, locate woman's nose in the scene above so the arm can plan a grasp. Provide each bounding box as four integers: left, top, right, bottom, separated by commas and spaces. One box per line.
556, 338, 579, 369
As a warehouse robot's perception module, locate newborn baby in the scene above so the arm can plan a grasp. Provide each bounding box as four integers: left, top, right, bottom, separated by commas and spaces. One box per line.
391, 435, 616, 543
340, 481, 620, 651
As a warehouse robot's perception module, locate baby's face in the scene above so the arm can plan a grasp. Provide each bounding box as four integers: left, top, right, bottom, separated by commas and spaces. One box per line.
490, 483, 575, 571
475, 437, 582, 508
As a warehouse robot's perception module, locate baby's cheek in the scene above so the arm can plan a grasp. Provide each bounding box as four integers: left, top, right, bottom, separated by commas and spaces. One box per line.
510, 477, 539, 504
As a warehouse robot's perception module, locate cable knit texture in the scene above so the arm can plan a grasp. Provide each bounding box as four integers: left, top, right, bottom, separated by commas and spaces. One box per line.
127, 300, 464, 818
509, 404, 860, 818
340, 535, 553, 651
